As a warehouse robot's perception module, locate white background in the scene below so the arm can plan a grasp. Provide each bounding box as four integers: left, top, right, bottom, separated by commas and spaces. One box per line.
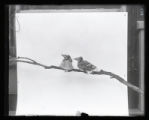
15, 11, 128, 116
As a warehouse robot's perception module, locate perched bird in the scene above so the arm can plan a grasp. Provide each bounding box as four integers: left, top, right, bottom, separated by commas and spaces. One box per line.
60, 54, 74, 72
74, 57, 96, 73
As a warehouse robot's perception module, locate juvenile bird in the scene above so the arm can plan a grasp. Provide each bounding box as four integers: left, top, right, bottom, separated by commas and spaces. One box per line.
74, 57, 96, 73
60, 54, 74, 72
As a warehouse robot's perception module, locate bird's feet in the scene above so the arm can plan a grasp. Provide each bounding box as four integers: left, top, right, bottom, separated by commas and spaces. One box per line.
64, 69, 72, 72
83, 71, 88, 74
88, 71, 93, 74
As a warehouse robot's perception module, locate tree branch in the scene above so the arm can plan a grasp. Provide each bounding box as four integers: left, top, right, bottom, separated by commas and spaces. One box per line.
9, 56, 144, 95
91, 70, 144, 94
17, 56, 37, 63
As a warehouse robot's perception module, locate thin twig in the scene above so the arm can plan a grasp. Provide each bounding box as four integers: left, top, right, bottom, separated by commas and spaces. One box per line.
9, 56, 144, 95
15, 59, 48, 68
17, 56, 37, 63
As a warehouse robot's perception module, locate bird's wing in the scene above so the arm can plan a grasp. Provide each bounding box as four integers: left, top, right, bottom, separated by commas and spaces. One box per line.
83, 60, 91, 66
82, 60, 96, 69
84, 60, 95, 66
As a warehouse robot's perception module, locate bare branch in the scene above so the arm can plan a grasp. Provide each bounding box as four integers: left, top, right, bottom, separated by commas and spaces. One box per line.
17, 56, 37, 63
15, 59, 47, 68
91, 70, 144, 94
9, 56, 144, 95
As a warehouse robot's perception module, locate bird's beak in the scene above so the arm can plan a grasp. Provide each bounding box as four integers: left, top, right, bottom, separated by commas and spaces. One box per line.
61, 54, 65, 57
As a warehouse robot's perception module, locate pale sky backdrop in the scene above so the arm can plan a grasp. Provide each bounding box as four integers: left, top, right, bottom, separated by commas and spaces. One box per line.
15, 11, 128, 116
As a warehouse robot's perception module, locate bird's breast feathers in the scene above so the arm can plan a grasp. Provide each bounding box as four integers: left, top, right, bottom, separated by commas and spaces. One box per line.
60, 60, 73, 70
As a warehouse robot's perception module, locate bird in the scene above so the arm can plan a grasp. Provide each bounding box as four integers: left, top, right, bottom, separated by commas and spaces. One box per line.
60, 54, 74, 72
74, 57, 96, 73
